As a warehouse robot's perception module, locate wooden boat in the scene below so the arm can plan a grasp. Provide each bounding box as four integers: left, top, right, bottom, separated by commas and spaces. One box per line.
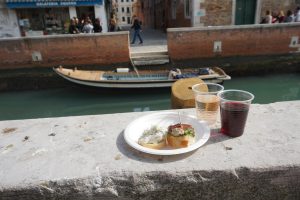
53, 66, 231, 88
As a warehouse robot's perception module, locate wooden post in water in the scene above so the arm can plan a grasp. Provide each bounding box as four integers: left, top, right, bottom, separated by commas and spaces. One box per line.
171, 78, 206, 109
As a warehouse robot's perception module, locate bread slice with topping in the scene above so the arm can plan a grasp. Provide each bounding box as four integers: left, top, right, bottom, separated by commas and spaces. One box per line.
138, 126, 166, 149
166, 123, 195, 148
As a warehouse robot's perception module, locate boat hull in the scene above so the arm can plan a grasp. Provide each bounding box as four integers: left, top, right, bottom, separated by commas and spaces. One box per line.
53, 67, 229, 89
57, 73, 224, 88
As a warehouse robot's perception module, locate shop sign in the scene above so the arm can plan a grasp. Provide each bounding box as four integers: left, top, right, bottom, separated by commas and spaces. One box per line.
6, 0, 103, 8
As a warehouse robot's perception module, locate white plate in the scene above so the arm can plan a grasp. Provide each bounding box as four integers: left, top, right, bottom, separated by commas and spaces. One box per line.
124, 112, 210, 155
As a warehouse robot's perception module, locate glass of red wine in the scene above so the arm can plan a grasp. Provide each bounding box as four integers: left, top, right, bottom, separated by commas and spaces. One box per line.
217, 90, 255, 137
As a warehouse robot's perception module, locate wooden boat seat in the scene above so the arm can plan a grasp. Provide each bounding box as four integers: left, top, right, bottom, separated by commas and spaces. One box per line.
57, 68, 104, 81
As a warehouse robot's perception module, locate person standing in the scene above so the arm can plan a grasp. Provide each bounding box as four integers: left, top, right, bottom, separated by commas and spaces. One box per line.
284, 10, 294, 23
74, 17, 82, 32
82, 19, 94, 33
131, 17, 143, 45
278, 10, 285, 23
265, 10, 273, 24
93, 18, 102, 33
271, 11, 279, 23
109, 15, 117, 32
295, 6, 300, 22
68, 19, 79, 34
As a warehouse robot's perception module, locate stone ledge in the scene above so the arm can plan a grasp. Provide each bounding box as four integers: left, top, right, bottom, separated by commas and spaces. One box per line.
0, 31, 130, 42
0, 101, 300, 199
167, 22, 300, 32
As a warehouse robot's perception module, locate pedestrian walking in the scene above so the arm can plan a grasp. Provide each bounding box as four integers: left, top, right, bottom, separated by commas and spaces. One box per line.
131, 17, 143, 45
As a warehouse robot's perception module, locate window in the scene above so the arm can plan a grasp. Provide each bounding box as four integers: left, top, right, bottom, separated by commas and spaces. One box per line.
126, 0, 129, 2
172, 0, 177, 19
184, 0, 191, 18
116, 8, 118, 12
121, 0, 124, 2
122, 7, 124, 12
122, 17, 125, 21
127, 7, 130, 13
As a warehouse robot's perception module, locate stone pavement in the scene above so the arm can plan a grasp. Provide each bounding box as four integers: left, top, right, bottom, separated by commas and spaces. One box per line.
0, 101, 300, 199
128, 28, 168, 53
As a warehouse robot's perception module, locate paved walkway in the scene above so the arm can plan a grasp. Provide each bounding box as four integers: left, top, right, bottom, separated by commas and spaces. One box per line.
127, 27, 168, 53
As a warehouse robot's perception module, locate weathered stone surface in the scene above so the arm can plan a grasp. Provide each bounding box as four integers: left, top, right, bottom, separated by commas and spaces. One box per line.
260, 0, 297, 20
0, 101, 300, 199
201, 0, 233, 26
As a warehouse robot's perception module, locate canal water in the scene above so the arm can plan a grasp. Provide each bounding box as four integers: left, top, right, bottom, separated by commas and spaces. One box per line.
0, 73, 299, 121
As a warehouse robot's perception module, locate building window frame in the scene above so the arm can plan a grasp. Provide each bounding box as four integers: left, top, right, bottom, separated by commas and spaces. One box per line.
172, 0, 177, 19
184, 0, 191, 19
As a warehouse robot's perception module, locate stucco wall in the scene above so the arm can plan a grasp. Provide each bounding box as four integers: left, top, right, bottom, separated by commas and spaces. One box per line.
0, 7, 20, 38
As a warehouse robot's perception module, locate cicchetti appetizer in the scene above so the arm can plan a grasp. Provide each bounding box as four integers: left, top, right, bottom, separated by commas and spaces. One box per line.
167, 123, 195, 148
138, 126, 166, 149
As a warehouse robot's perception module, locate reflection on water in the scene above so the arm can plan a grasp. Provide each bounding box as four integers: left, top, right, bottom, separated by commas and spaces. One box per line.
0, 73, 299, 121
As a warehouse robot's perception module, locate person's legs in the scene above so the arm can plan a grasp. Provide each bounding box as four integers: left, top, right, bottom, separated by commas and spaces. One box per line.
137, 31, 143, 44
131, 30, 138, 44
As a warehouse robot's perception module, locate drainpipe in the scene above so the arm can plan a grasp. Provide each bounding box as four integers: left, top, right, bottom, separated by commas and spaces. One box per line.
191, 0, 195, 27
94, 1, 108, 32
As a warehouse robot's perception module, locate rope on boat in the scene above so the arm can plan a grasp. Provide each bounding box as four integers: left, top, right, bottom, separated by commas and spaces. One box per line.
130, 57, 140, 78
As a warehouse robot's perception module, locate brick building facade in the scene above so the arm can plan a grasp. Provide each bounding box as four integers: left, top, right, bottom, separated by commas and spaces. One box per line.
139, 0, 299, 30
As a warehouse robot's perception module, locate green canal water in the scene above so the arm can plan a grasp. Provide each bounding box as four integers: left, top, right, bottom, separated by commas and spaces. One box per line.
0, 73, 299, 121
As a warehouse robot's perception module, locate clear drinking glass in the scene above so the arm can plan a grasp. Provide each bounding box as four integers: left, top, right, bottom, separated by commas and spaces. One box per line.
218, 90, 255, 137
192, 83, 224, 125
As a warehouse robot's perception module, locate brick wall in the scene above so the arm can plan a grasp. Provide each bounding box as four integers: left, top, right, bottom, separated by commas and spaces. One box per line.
139, 0, 191, 29
200, 0, 233, 26
167, 23, 300, 60
0, 32, 130, 70
167, 0, 191, 28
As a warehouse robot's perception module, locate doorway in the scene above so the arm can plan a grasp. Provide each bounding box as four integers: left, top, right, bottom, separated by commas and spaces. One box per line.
76, 6, 95, 21
235, 0, 256, 25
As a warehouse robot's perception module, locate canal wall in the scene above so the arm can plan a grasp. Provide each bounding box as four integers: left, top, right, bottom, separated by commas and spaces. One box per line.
0, 24, 300, 91
0, 32, 130, 70
0, 101, 300, 199
167, 23, 300, 61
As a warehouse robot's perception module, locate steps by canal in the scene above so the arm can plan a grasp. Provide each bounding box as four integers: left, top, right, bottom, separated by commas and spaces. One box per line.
130, 50, 170, 66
